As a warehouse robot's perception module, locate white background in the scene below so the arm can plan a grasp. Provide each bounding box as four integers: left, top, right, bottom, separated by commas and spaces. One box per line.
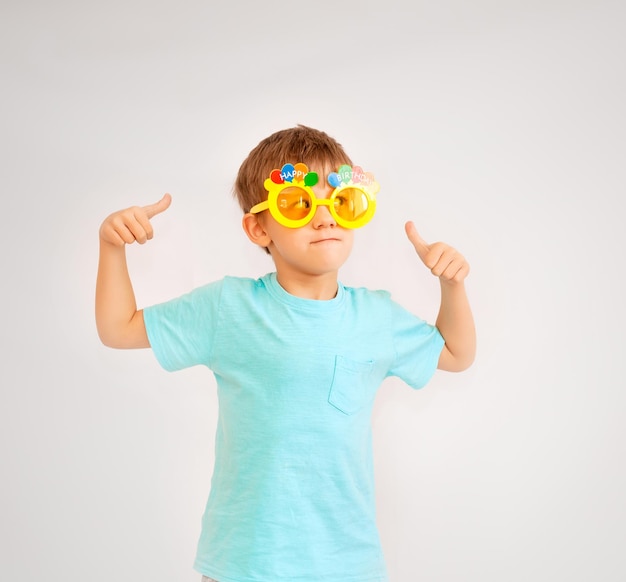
2, 1, 625, 581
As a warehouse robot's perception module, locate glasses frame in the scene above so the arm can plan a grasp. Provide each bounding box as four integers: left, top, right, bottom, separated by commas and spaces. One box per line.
249, 164, 379, 229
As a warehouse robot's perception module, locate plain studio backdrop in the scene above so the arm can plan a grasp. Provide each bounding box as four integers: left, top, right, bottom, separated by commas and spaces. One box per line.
1, 1, 624, 581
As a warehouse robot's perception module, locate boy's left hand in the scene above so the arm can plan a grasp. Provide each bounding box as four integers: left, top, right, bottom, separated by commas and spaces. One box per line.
405, 221, 470, 285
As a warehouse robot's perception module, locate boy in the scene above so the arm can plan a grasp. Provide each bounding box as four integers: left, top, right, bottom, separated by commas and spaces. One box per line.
96, 125, 475, 582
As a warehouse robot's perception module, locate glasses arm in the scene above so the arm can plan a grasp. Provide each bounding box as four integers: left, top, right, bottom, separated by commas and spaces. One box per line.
249, 200, 269, 214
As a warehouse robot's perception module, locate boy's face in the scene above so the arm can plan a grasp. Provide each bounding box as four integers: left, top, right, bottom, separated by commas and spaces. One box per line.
253, 166, 355, 281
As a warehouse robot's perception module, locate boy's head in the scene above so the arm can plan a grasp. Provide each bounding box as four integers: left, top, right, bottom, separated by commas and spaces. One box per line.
234, 125, 353, 215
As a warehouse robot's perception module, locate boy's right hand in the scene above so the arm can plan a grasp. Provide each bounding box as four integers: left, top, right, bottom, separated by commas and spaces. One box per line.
99, 193, 172, 247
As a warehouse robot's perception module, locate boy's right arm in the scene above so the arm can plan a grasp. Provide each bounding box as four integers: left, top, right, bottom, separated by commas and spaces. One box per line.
95, 194, 171, 349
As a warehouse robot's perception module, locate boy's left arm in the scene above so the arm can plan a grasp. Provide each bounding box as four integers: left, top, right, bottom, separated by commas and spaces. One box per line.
405, 221, 476, 372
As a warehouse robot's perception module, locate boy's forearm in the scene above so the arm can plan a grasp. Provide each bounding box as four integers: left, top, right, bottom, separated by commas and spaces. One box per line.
436, 281, 476, 371
95, 242, 149, 348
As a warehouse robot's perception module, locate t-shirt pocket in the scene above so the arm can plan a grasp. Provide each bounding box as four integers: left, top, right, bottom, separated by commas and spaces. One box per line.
328, 355, 376, 415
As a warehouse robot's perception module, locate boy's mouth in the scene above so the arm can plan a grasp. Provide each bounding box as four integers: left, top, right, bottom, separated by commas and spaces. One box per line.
311, 237, 341, 244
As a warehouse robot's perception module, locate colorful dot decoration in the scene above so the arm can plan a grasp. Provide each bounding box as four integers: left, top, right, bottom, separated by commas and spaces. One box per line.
327, 165, 376, 190
269, 163, 319, 187
267, 163, 377, 193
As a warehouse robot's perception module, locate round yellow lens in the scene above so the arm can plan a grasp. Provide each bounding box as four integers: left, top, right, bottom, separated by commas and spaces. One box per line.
334, 188, 369, 222
276, 187, 313, 221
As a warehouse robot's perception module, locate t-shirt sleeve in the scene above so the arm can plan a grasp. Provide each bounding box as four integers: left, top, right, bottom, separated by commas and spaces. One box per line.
386, 298, 445, 389
142, 279, 223, 372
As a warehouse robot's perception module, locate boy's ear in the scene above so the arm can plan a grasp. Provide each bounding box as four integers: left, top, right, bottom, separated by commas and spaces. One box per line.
242, 212, 272, 249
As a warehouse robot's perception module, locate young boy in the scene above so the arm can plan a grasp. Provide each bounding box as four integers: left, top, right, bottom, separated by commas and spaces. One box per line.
96, 125, 475, 582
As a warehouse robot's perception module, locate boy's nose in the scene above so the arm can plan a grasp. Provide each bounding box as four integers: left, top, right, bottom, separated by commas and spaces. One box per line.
312, 202, 336, 228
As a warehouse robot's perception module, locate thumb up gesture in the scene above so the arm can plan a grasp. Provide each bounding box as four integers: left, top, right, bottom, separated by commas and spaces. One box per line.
99, 194, 172, 247
405, 221, 469, 285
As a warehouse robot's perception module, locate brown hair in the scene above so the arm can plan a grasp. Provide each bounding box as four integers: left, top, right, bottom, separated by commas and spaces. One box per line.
233, 125, 353, 213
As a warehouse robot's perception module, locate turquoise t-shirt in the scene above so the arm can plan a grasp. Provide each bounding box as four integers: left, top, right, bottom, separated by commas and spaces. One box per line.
143, 273, 444, 582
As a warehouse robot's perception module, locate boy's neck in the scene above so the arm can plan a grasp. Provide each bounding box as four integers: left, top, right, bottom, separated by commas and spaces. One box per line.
275, 271, 339, 300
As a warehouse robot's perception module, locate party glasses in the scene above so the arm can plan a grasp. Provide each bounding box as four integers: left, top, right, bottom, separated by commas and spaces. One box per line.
249, 163, 380, 229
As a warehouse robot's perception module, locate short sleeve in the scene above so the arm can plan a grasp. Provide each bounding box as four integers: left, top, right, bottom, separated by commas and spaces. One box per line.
143, 279, 223, 372
386, 300, 445, 389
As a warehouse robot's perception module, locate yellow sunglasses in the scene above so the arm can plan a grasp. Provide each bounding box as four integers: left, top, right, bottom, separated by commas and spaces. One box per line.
249, 163, 380, 229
